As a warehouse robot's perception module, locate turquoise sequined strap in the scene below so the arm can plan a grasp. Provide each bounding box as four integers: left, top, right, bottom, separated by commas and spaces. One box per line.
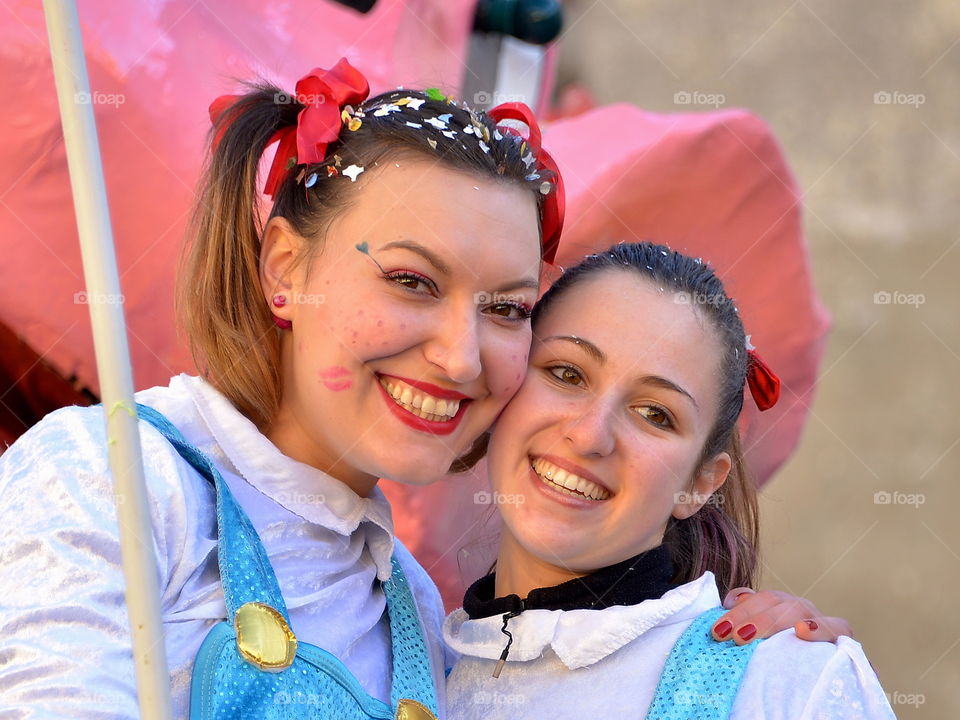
645, 607, 760, 720
135, 403, 290, 621
383, 556, 439, 714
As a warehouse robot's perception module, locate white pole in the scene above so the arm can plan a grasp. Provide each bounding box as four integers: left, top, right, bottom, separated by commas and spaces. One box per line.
42, 2, 173, 718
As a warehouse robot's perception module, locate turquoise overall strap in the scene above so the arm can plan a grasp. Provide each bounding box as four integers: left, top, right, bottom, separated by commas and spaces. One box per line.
383, 556, 439, 715
135, 403, 289, 622
645, 607, 760, 720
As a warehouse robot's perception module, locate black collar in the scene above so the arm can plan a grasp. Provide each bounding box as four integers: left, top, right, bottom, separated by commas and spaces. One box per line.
463, 544, 679, 620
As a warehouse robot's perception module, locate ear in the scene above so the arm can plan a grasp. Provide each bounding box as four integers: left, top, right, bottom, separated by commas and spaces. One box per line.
671, 451, 732, 520
260, 217, 305, 322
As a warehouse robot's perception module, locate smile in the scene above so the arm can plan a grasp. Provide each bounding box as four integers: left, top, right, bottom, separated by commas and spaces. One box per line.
376, 375, 471, 436
530, 456, 610, 501
379, 377, 462, 420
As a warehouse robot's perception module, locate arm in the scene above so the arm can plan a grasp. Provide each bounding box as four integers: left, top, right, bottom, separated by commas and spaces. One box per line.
710, 587, 855, 645
0, 407, 182, 718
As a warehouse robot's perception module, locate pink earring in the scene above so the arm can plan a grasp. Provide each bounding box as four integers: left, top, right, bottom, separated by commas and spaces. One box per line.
272, 295, 292, 330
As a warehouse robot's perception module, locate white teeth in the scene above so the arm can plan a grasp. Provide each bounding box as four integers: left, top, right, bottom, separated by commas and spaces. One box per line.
378, 377, 462, 421
530, 457, 609, 501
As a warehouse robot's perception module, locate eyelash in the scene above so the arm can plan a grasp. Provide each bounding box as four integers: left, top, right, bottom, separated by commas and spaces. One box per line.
546, 364, 676, 430
384, 270, 437, 295
383, 271, 532, 322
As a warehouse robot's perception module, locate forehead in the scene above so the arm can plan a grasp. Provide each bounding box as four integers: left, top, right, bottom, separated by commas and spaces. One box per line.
335, 156, 542, 273
536, 270, 723, 389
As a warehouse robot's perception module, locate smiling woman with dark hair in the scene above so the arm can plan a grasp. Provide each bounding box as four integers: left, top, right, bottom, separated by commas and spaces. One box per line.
444, 242, 895, 720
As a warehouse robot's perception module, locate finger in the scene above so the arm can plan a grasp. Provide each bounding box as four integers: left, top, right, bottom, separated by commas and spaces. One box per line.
711, 591, 780, 641
727, 608, 792, 646
793, 616, 855, 643
722, 586, 756, 609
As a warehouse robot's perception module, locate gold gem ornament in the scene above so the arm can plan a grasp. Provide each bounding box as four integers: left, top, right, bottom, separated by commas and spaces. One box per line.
395, 698, 437, 720
233, 602, 298, 672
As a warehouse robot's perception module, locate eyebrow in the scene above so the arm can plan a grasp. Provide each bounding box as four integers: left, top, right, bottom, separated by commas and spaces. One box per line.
379, 240, 451, 275
379, 239, 539, 292
539, 335, 699, 409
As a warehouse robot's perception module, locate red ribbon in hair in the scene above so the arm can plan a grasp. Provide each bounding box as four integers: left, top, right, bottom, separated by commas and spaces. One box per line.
209, 58, 370, 198
487, 102, 565, 265
746, 348, 781, 411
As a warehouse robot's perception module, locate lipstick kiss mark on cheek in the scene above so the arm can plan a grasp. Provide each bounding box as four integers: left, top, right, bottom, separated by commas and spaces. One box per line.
318, 366, 353, 392
318, 366, 354, 390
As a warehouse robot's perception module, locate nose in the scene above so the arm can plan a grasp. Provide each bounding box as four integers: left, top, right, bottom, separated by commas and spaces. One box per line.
562, 397, 616, 458
423, 299, 482, 384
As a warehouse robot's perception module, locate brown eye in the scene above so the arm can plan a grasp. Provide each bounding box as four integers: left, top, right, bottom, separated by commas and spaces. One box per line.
636, 405, 672, 428
549, 366, 584, 386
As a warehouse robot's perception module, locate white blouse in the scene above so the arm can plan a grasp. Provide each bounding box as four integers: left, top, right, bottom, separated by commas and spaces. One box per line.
0, 374, 447, 719
443, 571, 896, 720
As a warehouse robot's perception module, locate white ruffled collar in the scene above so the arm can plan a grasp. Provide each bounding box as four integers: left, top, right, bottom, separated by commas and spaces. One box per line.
174, 373, 396, 581
443, 571, 721, 669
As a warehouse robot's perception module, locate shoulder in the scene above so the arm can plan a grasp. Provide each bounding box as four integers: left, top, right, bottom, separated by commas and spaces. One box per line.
0, 389, 217, 581
732, 631, 895, 720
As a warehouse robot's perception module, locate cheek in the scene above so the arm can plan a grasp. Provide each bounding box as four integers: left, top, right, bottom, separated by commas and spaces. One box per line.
485, 337, 531, 399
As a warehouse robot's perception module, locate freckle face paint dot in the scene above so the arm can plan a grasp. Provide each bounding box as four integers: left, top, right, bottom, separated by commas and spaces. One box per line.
377, 320, 383, 327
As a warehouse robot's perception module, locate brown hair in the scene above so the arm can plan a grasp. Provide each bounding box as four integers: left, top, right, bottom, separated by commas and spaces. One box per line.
176, 85, 550, 466
530, 242, 761, 598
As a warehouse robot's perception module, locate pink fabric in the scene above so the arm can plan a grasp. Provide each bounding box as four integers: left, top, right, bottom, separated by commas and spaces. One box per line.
0, 0, 474, 396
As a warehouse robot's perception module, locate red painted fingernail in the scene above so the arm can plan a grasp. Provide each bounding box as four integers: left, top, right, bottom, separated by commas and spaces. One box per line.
737, 623, 757, 641
713, 620, 733, 639
805, 620, 819, 632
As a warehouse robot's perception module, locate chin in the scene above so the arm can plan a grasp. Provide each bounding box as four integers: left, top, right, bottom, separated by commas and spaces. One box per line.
374, 451, 456, 486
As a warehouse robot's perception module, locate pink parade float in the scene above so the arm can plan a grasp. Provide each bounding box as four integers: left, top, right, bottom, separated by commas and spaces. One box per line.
1, 0, 828, 613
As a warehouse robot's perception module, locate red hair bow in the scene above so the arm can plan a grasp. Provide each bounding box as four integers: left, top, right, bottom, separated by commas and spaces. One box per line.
747, 349, 781, 411
487, 102, 565, 265
209, 58, 369, 198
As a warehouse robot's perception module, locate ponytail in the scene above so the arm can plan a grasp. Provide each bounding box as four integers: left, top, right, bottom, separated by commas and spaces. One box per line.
176, 85, 297, 431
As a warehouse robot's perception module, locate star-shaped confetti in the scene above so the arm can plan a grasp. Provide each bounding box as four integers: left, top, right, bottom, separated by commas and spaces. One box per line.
425, 117, 447, 130
343, 164, 365, 182
373, 103, 401, 117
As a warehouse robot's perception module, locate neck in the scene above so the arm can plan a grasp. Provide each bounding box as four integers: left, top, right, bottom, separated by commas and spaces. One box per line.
266, 405, 379, 498
494, 529, 586, 599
